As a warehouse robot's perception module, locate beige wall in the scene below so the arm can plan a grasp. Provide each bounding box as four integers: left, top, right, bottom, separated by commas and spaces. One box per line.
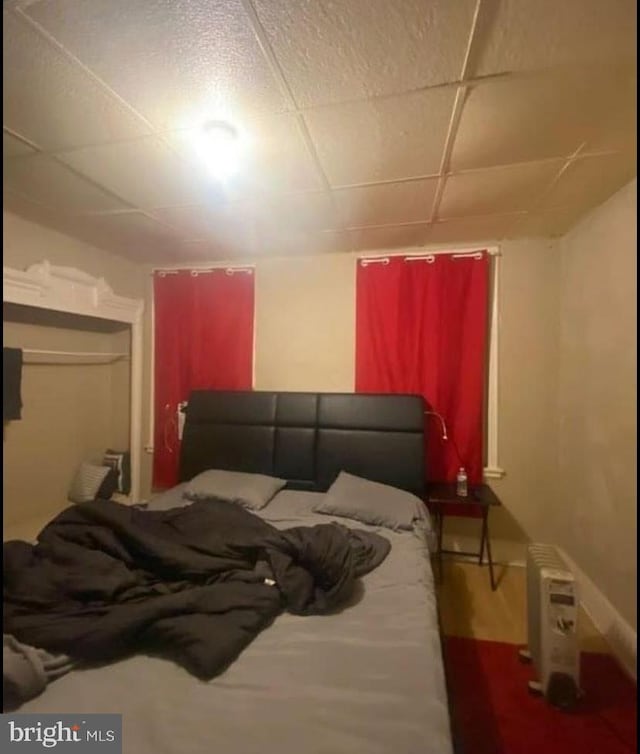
254, 254, 356, 392
3, 210, 153, 536
553, 179, 637, 629
488, 239, 561, 559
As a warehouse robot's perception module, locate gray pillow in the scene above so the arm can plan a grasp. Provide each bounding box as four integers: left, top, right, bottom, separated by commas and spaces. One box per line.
313, 471, 427, 531
144, 483, 191, 511
68, 463, 111, 504
184, 470, 286, 511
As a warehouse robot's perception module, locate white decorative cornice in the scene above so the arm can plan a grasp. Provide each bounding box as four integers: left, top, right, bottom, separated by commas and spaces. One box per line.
3, 261, 143, 324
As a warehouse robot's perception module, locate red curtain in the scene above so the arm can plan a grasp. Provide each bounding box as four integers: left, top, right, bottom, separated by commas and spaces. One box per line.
356, 253, 490, 485
153, 269, 254, 489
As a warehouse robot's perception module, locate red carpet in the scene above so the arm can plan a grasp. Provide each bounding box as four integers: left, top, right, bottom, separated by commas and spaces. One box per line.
445, 637, 637, 754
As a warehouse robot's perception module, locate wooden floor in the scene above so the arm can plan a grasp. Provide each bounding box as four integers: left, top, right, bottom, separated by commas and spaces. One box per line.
436, 558, 611, 654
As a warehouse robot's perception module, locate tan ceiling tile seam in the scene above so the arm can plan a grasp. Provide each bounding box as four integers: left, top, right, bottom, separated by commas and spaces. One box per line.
42, 133, 172, 160
291, 71, 511, 116
330, 173, 442, 191
4, 150, 140, 215
11, 6, 206, 179
578, 147, 634, 160
152, 219, 441, 243
458, 0, 488, 81
70, 209, 144, 219
140, 189, 331, 215
344, 219, 434, 232
287, 61, 625, 119
425, 214, 526, 241
239, 0, 298, 109
445, 155, 581, 178
3, 192, 171, 262
506, 144, 587, 239
2, 127, 41, 154
239, 0, 336, 227
45, 153, 139, 215
120, 210, 183, 235
12, 7, 156, 138
3, 187, 52, 211
523, 142, 587, 215
427, 0, 488, 222
428, 88, 470, 222
432, 210, 528, 224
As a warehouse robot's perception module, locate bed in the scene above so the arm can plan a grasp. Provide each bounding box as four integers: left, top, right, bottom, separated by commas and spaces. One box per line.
6, 391, 454, 754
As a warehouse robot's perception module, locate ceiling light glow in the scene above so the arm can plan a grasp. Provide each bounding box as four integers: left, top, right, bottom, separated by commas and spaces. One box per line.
195, 120, 243, 182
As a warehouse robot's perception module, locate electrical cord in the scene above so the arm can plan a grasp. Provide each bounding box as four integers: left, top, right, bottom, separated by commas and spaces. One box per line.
424, 410, 464, 469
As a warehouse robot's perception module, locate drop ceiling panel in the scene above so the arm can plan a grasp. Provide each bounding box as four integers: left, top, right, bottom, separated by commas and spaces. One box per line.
253, 0, 476, 108
154, 191, 338, 242
171, 113, 323, 197
58, 138, 219, 209
257, 192, 339, 232
335, 179, 438, 227
194, 203, 261, 254
3, 131, 36, 158
439, 162, 563, 218
26, 0, 288, 132
76, 211, 179, 262
260, 229, 351, 257
582, 69, 637, 155
168, 240, 225, 262
472, 0, 637, 77
349, 223, 430, 252
538, 155, 637, 215
3, 9, 151, 151
426, 214, 523, 244
450, 70, 629, 171
514, 209, 583, 239
150, 205, 226, 241
306, 88, 456, 186
3, 155, 128, 213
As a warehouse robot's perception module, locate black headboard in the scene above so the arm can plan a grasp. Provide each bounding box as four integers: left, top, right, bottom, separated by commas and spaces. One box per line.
179, 391, 426, 496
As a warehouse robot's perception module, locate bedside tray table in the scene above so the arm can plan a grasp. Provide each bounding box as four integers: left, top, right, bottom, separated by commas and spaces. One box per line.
426, 482, 502, 590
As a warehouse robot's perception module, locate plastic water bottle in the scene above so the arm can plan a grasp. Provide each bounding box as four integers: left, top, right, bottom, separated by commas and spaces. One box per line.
456, 467, 468, 497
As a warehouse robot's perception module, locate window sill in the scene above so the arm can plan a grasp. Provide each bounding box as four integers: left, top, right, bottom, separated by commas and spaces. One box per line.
483, 466, 506, 480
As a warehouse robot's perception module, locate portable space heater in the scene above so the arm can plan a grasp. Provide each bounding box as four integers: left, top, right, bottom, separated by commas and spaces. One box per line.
520, 544, 581, 709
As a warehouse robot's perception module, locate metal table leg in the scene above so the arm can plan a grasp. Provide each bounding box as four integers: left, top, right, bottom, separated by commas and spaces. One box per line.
439, 508, 445, 584
479, 510, 487, 566
480, 508, 498, 592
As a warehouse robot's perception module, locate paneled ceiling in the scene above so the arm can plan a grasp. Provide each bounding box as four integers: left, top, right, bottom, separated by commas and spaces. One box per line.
3, 0, 637, 262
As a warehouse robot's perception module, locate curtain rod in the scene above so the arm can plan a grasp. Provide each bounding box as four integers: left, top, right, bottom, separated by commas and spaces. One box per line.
358, 246, 500, 265
22, 349, 129, 357
151, 263, 255, 275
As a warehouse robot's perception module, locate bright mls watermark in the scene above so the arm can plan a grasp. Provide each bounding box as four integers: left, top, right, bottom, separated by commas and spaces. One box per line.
1, 714, 122, 753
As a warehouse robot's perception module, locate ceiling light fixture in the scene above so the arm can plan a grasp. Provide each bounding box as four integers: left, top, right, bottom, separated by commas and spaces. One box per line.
196, 119, 243, 182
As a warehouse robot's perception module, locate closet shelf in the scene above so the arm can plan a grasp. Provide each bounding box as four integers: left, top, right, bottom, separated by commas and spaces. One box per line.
21, 349, 130, 365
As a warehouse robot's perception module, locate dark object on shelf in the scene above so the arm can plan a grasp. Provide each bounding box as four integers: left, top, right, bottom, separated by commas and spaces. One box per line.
96, 467, 119, 500
3, 347, 23, 421
103, 449, 131, 495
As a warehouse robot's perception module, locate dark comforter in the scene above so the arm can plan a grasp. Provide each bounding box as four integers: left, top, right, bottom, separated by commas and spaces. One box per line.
3, 499, 390, 679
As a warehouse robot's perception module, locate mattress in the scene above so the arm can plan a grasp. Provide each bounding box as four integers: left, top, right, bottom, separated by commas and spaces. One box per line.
17, 491, 453, 754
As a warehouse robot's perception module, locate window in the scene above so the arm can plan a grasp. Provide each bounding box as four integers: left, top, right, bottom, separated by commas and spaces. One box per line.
151, 266, 255, 488
355, 247, 503, 483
